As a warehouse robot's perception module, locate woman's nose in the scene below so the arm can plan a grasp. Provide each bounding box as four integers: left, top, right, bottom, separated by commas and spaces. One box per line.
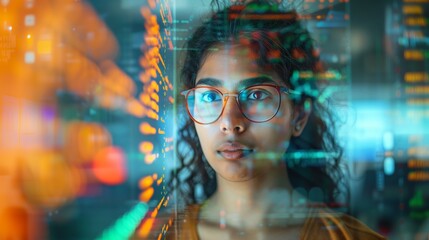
219, 97, 247, 134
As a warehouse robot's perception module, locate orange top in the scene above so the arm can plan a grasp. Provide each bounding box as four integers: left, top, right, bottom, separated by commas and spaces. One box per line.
147, 204, 386, 240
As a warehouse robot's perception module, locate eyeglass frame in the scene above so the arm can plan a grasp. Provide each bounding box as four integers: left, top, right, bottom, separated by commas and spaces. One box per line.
180, 84, 298, 125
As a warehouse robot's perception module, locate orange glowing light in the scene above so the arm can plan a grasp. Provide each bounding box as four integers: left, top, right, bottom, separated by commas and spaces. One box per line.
64, 122, 112, 164
405, 72, 429, 82
139, 187, 154, 202
138, 217, 155, 237
144, 35, 160, 46
408, 159, 429, 168
147, 110, 159, 120
92, 146, 127, 185
405, 17, 427, 26
406, 86, 429, 94
156, 177, 163, 186
404, 50, 424, 60
126, 99, 146, 117
140, 122, 157, 135
19, 150, 82, 209
403, 5, 423, 14
150, 101, 159, 112
139, 72, 151, 83
139, 176, 154, 189
408, 171, 429, 181
37, 39, 52, 55
151, 208, 159, 217
140, 93, 151, 105
145, 153, 157, 164
150, 92, 159, 102
150, 80, 159, 92
0, 207, 28, 240
139, 141, 154, 154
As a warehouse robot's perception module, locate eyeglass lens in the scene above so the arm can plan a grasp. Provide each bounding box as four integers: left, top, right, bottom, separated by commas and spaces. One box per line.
186, 85, 281, 124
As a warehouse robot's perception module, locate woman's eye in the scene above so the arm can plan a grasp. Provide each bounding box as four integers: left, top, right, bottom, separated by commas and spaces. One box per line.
201, 91, 221, 102
247, 90, 269, 100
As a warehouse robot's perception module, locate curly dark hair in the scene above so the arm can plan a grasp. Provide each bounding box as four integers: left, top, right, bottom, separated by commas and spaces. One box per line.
169, 0, 348, 208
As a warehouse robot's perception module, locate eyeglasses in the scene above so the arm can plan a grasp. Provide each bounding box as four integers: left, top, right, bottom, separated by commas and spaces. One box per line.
181, 84, 297, 124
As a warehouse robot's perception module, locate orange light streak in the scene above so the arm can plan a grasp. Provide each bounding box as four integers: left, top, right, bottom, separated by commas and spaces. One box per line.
405, 72, 429, 83
159, 54, 166, 69
156, 177, 163, 186
145, 153, 158, 164
139, 176, 154, 189
406, 86, 429, 94
139, 187, 154, 202
147, 109, 159, 120
139, 141, 154, 154
408, 171, 429, 181
150, 101, 159, 112
126, 99, 146, 117
140, 122, 157, 135
404, 50, 424, 60
92, 147, 127, 185
405, 17, 427, 26
151, 92, 160, 102
403, 5, 423, 14
408, 159, 429, 168
138, 217, 155, 237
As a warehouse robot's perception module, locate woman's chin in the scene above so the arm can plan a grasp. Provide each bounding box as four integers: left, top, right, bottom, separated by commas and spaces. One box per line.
217, 162, 259, 182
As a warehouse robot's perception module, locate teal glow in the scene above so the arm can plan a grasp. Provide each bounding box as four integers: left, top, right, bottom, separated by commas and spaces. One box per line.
96, 203, 149, 240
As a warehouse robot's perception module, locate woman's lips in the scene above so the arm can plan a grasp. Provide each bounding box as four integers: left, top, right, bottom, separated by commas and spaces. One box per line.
217, 142, 253, 160
218, 150, 245, 160
217, 148, 254, 160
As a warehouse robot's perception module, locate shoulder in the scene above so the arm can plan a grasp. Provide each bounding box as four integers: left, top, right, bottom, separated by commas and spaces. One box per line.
303, 208, 386, 240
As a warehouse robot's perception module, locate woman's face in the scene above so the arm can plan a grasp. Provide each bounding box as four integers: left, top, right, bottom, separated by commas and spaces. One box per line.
193, 44, 306, 182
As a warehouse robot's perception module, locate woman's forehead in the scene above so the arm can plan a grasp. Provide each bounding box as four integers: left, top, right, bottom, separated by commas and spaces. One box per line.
196, 45, 283, 88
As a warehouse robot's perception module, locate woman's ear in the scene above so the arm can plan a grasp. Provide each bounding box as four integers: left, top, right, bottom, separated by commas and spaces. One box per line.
291, 99, 312, 137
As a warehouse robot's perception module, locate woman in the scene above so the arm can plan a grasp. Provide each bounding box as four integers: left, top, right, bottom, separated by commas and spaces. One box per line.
164, 1, 385, 239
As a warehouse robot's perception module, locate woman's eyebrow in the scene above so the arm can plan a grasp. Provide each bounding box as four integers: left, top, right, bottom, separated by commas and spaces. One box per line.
196, 78, 222, 86
195, 76, 277, 88
238, 76, 277, 88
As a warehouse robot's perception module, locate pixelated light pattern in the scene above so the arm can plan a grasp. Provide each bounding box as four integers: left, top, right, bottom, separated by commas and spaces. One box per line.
132, 0, 175, 238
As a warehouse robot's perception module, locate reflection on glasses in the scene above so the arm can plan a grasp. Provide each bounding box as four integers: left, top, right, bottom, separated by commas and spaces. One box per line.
181, 84, 297, 124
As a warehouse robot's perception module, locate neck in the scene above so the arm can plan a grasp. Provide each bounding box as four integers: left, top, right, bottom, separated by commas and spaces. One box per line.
202, 166, 295, 229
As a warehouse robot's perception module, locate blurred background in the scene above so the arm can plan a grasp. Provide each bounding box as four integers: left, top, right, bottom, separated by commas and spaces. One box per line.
0, 0, 428, 239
